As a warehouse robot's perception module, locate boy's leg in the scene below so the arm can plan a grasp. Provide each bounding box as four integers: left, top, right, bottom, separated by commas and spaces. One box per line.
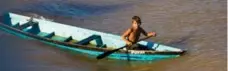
130, 44, 149, 50
126, 44, 139, 50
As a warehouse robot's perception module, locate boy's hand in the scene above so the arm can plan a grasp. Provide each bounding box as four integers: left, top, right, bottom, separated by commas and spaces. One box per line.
126, 41, 133, 46
148, 32, 156, 37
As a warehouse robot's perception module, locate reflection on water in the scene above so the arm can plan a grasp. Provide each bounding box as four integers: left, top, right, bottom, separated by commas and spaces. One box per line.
0, 0, 226, 71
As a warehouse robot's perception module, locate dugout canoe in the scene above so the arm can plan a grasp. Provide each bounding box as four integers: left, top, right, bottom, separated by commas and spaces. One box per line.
0, 12, 185, 61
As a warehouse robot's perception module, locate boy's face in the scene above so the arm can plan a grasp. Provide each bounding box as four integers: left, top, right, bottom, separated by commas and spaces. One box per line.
132, 20, 141, 28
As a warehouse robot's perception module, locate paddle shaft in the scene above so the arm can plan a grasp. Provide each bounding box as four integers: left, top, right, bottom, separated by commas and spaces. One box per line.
96, 35, 153, 59
120, 36, 152, 49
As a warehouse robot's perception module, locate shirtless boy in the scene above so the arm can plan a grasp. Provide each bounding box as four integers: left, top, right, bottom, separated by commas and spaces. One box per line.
122, 16, 156, 50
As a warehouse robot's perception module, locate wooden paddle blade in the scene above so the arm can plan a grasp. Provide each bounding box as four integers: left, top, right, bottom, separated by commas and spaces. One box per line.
96, 46, 125, 59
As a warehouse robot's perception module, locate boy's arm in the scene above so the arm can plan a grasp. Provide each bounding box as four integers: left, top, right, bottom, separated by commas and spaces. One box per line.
122, 28, 132, 45
140, 27, 156, 37
140, 27, 148, 36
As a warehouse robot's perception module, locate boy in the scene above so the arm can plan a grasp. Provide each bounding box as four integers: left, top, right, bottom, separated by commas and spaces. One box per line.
122, 16, 156, 50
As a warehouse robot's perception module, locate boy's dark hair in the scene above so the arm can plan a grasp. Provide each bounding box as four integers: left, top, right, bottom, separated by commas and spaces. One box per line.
132, 16, 141, 24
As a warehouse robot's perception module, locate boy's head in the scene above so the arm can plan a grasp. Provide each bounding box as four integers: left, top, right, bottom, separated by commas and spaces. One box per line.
132, 16, 141, 28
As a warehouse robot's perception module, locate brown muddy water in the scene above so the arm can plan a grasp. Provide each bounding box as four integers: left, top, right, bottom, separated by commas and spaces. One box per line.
0, 0, 226, 71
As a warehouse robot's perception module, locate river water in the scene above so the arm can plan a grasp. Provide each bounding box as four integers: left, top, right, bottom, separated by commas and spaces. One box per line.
0, 0, 226, 71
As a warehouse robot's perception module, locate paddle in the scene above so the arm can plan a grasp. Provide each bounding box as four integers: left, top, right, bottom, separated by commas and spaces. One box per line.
96, 35, 153, 60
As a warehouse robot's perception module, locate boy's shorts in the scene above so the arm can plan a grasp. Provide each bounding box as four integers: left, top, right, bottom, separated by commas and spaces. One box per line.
127, 44, 149, 50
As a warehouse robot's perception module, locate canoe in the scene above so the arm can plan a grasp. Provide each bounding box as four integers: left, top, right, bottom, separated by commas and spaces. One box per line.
0, 12, 185, 61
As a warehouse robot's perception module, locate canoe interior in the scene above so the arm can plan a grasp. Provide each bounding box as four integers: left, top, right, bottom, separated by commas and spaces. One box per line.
2, 12, 183, 52
37, 32, 97, 47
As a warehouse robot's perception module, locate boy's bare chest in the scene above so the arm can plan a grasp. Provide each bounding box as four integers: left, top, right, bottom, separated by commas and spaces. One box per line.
130, 29, 141, 36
